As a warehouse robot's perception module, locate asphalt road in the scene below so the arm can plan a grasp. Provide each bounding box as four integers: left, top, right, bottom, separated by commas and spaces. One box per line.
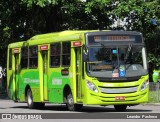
0, 99, 159, 113
0, 99, 160, 122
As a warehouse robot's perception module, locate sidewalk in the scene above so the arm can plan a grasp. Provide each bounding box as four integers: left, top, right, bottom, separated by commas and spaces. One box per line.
142, 103, 160, 106
146, 103, 160, 106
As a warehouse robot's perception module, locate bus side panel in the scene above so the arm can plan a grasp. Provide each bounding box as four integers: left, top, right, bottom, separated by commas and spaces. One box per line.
19, 70, 40, 102
48, 69, 63, 103
48, 68, 71, 103
19, 70, 26, 101
18, 74, 25, 101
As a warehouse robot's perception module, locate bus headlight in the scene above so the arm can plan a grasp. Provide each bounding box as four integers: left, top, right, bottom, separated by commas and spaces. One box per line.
86, 80, 98, 93
140, 80, 149, 91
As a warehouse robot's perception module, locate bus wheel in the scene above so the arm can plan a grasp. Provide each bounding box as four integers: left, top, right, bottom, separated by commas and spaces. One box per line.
114, 105, 127, 112
26, 89, 35, 109
66, 92, 83, 111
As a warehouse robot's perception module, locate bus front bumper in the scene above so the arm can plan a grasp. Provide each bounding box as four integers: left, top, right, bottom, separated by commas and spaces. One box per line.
83, 88, 149, 105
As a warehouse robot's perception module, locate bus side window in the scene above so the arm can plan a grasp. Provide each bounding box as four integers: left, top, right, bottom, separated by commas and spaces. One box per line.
50, 43, 61, 67
62, 42, 71, 66
29, 46, 38, 68
21, 47, 28, 69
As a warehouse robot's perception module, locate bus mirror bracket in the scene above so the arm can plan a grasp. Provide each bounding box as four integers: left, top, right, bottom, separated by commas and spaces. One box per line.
83, 53, 88, 62
82, 45, 88, 62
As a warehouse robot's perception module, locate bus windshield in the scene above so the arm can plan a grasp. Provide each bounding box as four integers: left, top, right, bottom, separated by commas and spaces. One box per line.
86, 45, 148, 78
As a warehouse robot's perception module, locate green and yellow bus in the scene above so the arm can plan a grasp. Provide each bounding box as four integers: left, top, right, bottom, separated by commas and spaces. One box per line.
7, 30, 149, 111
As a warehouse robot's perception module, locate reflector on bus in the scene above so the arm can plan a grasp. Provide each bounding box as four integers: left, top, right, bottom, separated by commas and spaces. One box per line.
13, 48, 20, 54
72, 41, 82, 47
40, 45, 48, 50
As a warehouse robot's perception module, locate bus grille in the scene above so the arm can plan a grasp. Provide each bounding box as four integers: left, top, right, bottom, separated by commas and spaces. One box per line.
99, 86, 138, 94
96, 76, 140, 82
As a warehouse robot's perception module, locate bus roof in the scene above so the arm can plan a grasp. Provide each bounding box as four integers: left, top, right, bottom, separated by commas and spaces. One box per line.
27, 30, 104, 45
29, 30, 99, 40
8, 41, 25, 48
8, 30, 142, 47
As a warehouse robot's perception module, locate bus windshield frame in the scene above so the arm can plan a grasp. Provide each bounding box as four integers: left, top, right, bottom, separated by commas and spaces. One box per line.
85, 32, 148, 79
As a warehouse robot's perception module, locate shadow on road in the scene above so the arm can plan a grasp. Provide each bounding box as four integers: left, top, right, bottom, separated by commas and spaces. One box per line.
10, 104, 152, 113
0, 107, 5, 109
80, 106, 152, 112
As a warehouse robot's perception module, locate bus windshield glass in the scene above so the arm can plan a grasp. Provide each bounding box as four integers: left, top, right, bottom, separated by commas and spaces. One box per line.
86, 40, 148, 78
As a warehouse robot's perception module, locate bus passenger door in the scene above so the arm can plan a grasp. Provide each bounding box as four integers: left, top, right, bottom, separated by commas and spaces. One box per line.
75, 47, 82, 101
13, 48, 20, 100
41, 49, 48, 101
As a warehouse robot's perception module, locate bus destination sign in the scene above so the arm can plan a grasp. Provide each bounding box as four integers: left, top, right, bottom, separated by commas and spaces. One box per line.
87, 34, 143, 45
94, 35, 135, 42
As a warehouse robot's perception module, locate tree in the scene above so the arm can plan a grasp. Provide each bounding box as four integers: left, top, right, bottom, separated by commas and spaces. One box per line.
0, 0, 160, 81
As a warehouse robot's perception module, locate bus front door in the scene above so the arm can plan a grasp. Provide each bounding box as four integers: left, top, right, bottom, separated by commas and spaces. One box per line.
76, 47, 82, 101
41, 50, 48, 101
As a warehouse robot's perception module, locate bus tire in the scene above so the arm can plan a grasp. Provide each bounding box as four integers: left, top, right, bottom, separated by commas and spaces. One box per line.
66, 92, 83, 111
114, 105, 127, 112
26, 89, 36, 109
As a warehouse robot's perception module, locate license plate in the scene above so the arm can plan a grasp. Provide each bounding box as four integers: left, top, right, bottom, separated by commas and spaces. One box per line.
115, 96, 125, 101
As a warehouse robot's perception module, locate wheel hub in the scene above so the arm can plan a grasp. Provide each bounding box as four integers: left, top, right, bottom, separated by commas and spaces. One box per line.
68, 97, 73, 105
28, 94, 32, 105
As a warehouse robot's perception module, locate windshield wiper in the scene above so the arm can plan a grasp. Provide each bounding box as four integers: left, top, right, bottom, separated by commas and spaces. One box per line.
124, 44, 133, 63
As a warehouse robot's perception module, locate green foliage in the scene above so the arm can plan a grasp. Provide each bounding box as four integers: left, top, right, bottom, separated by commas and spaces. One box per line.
148, 54, 160, 67
0, 0, 160, 75
21, 0, 59, 7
